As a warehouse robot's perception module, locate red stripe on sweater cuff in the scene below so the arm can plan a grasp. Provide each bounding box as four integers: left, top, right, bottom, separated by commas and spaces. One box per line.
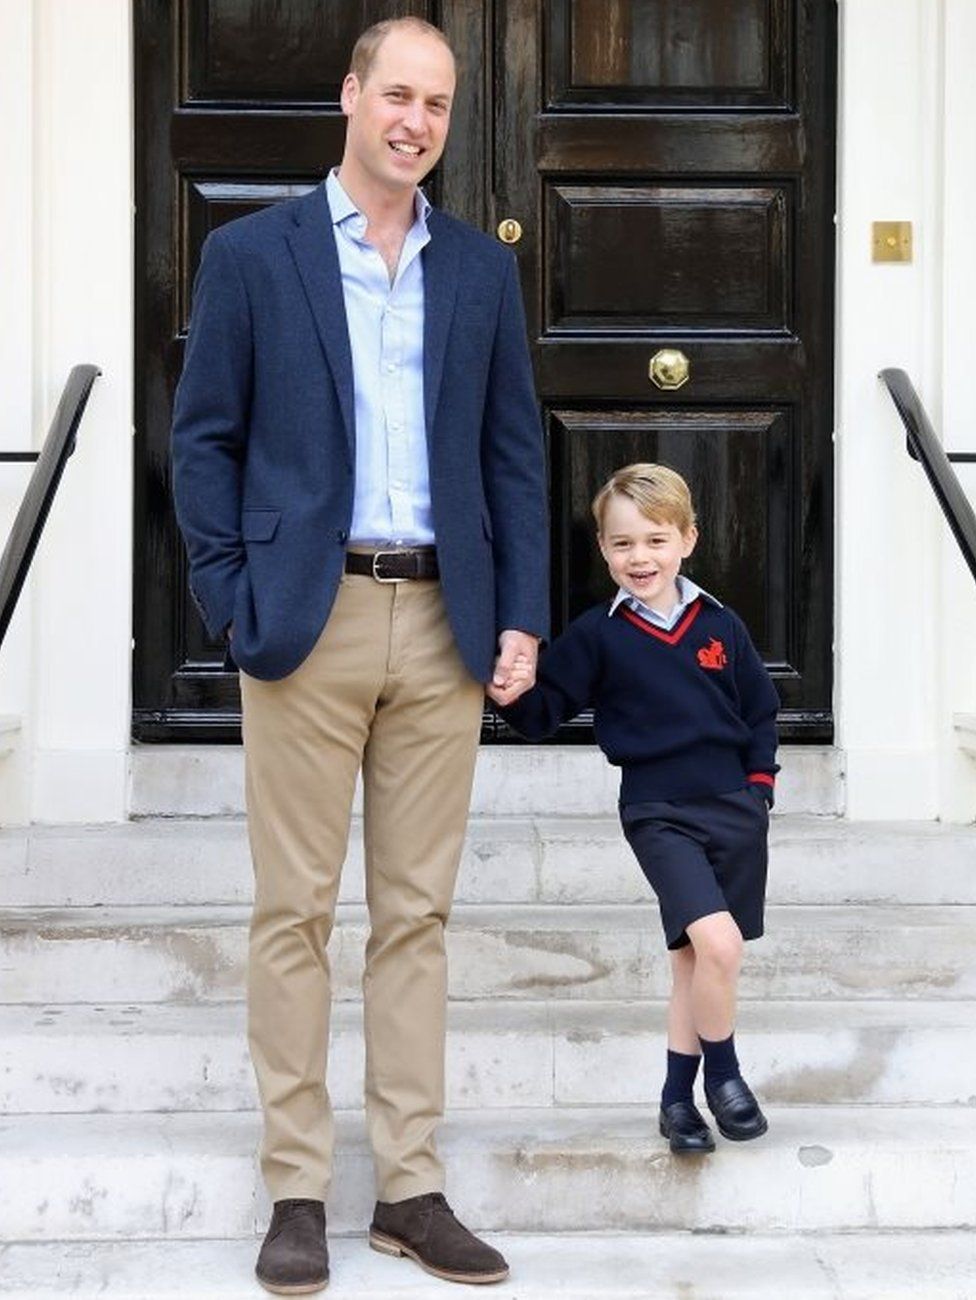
747, 772, 775, 788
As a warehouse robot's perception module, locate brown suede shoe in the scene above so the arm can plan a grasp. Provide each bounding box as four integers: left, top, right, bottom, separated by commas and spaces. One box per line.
255, 1199, 329, 1295
369, 1192, 508, 1285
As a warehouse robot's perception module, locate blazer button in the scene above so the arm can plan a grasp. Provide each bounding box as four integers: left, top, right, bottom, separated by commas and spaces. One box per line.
337, 529, 348, 544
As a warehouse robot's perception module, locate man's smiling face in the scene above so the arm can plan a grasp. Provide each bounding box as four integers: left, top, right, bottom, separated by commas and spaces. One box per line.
340, 27, 455, 197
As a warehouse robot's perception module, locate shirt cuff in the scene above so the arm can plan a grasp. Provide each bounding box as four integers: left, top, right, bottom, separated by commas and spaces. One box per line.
747, 772, 775, 807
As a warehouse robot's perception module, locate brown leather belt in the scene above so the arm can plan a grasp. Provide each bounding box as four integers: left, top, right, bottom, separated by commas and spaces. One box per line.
345, 547, 439, 582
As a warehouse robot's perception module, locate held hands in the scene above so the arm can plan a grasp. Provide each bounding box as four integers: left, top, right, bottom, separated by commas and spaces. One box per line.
486, 629, 538, 708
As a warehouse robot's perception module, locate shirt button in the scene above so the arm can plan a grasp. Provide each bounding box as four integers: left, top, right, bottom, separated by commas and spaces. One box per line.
386, 363, 397, 373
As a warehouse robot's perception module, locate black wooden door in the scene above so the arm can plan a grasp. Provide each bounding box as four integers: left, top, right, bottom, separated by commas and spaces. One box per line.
134, 0, 835, 742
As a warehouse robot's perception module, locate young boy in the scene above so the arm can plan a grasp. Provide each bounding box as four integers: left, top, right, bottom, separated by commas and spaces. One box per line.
493, 463, 778, 1155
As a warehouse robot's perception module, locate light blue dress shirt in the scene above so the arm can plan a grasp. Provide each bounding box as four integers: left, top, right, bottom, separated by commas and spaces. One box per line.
326, 169, 433, 545
608, 574, 722, 631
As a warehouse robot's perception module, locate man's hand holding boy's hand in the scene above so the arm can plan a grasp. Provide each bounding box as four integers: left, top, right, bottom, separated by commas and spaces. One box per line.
487, 630, 538, 707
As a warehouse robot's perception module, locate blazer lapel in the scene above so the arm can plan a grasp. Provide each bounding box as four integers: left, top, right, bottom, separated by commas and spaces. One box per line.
422, 212, 460, 447
286, 184, 355, 461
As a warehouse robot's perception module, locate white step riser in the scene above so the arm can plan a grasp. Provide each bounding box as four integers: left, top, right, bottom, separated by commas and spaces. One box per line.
2, 1002, 973, 1114
1, 1110, 973, 1240
2, 1234, 974, 1299
6, 818, 975, 909
2, 906, 972, 1004
129, 746, 843, 818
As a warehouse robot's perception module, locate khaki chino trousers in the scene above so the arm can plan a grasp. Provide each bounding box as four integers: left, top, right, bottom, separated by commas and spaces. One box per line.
240, 570, 484, 1203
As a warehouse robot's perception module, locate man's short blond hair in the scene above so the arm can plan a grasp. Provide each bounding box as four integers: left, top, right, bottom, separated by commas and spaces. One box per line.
349, 17, 455, 86
592, 463, 697, 534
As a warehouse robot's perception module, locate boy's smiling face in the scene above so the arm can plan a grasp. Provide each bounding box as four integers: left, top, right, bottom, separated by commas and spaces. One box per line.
598, 492, 698, 615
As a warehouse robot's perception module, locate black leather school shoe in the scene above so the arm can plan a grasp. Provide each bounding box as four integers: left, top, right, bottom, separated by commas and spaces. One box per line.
658, 1100, 716, 1154
705, 1077, 769, 1141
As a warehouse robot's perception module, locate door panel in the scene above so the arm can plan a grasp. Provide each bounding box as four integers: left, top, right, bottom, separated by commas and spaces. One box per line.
545, 184, 790, 333
184, 3, 383, 102
134, 0, 835, 742
496, 0, 834, 740
549, 0, 792, 109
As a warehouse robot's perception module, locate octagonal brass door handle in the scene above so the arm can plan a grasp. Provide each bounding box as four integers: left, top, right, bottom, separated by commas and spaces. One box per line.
496, 218, 523, 244
649, 348, 690, 391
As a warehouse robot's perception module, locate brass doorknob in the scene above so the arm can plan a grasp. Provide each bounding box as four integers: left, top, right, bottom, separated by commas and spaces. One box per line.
497, 218, 523, 245
649, 349, 690, 391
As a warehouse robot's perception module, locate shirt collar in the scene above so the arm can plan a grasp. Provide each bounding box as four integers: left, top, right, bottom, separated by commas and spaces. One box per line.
608, 574, 723, 619
326, 168, 431, 240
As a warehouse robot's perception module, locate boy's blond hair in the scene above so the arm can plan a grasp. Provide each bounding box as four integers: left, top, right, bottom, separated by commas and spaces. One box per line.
349, 17, 454, 86
592, 463, 696, 534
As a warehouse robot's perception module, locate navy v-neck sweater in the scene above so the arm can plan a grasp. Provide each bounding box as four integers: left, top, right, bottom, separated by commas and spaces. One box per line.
499, 597, 780, 804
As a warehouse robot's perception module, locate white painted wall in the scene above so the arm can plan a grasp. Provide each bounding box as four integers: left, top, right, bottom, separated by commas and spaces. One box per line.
0, 0, 37, 824
1, 0, 974, 822
0, 0, 133, 823
938, 0, 976, 819
836, 0, 976, 820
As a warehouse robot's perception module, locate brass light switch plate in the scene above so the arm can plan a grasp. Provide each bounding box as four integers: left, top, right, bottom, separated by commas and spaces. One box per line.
872, 221, 912, 263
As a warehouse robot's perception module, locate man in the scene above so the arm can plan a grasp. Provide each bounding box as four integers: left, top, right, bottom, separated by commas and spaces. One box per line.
171, 17, 547, 1294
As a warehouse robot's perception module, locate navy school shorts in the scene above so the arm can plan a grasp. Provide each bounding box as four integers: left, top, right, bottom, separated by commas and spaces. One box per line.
620, 788, 769, 950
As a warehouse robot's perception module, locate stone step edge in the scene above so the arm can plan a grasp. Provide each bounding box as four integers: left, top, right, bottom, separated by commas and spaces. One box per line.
5, 997, 973, 1117
0, 1232, 972, 1298
5, 995, 971, 1018
4, 900, 972, 926
129, 744, 844, 818
4, 1108, 972, 1239
13, 810, 976, 834
4, 1104, 973, 1150
8, 812, 976, 909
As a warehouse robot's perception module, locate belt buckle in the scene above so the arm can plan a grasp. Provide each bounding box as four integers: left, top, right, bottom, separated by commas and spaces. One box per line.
371, 549, 402, 583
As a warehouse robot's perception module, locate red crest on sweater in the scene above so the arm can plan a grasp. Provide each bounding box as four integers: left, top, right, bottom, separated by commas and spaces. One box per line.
697, 637, 727, 670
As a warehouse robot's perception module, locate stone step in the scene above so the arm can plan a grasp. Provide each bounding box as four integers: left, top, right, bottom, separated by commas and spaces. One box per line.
129, 744, 843, 818
1, 1108, 973, 1240
1, 903, 972, 1004
1, 1232, 972, 1298
2, 1000, 973, 1115
4, 815, 975, 908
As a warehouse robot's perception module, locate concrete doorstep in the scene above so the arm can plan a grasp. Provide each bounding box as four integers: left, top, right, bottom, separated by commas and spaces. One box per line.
1, 902, 973, 1004
3, 815, 975, 908
2, 807, 973, 1295
1, 1000, 975, 1114
128, 744, 844, 818
0, 1232, 973, 1299
1, 1108, 975, 1240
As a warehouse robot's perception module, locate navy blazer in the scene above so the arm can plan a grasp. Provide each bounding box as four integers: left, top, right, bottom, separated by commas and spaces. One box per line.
172, 182, 549, 682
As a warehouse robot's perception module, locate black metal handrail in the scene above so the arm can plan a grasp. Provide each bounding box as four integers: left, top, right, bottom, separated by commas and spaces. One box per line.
0, 364, 101, 650
879, 368, 976, 584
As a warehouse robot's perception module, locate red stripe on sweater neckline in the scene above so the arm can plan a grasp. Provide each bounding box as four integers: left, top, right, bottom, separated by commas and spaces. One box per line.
618, 599, 702, 645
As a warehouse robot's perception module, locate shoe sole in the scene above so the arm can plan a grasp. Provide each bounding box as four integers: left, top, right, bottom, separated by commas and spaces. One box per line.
255, 1272, 328, 1295
658, 1119, 716, 1155
369, 1229, 509, 1285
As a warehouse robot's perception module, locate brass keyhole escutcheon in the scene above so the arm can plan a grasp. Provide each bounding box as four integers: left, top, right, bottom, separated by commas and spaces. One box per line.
649, 348, 690, 391
497, 218, 523, 245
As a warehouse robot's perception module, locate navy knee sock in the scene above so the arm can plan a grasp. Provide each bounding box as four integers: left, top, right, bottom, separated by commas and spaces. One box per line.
661, 1049, 701, 1108
699, 1033, 741, 1091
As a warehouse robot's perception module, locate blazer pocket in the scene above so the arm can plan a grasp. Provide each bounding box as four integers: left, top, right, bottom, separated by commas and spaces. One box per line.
241, 508, 281, 542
